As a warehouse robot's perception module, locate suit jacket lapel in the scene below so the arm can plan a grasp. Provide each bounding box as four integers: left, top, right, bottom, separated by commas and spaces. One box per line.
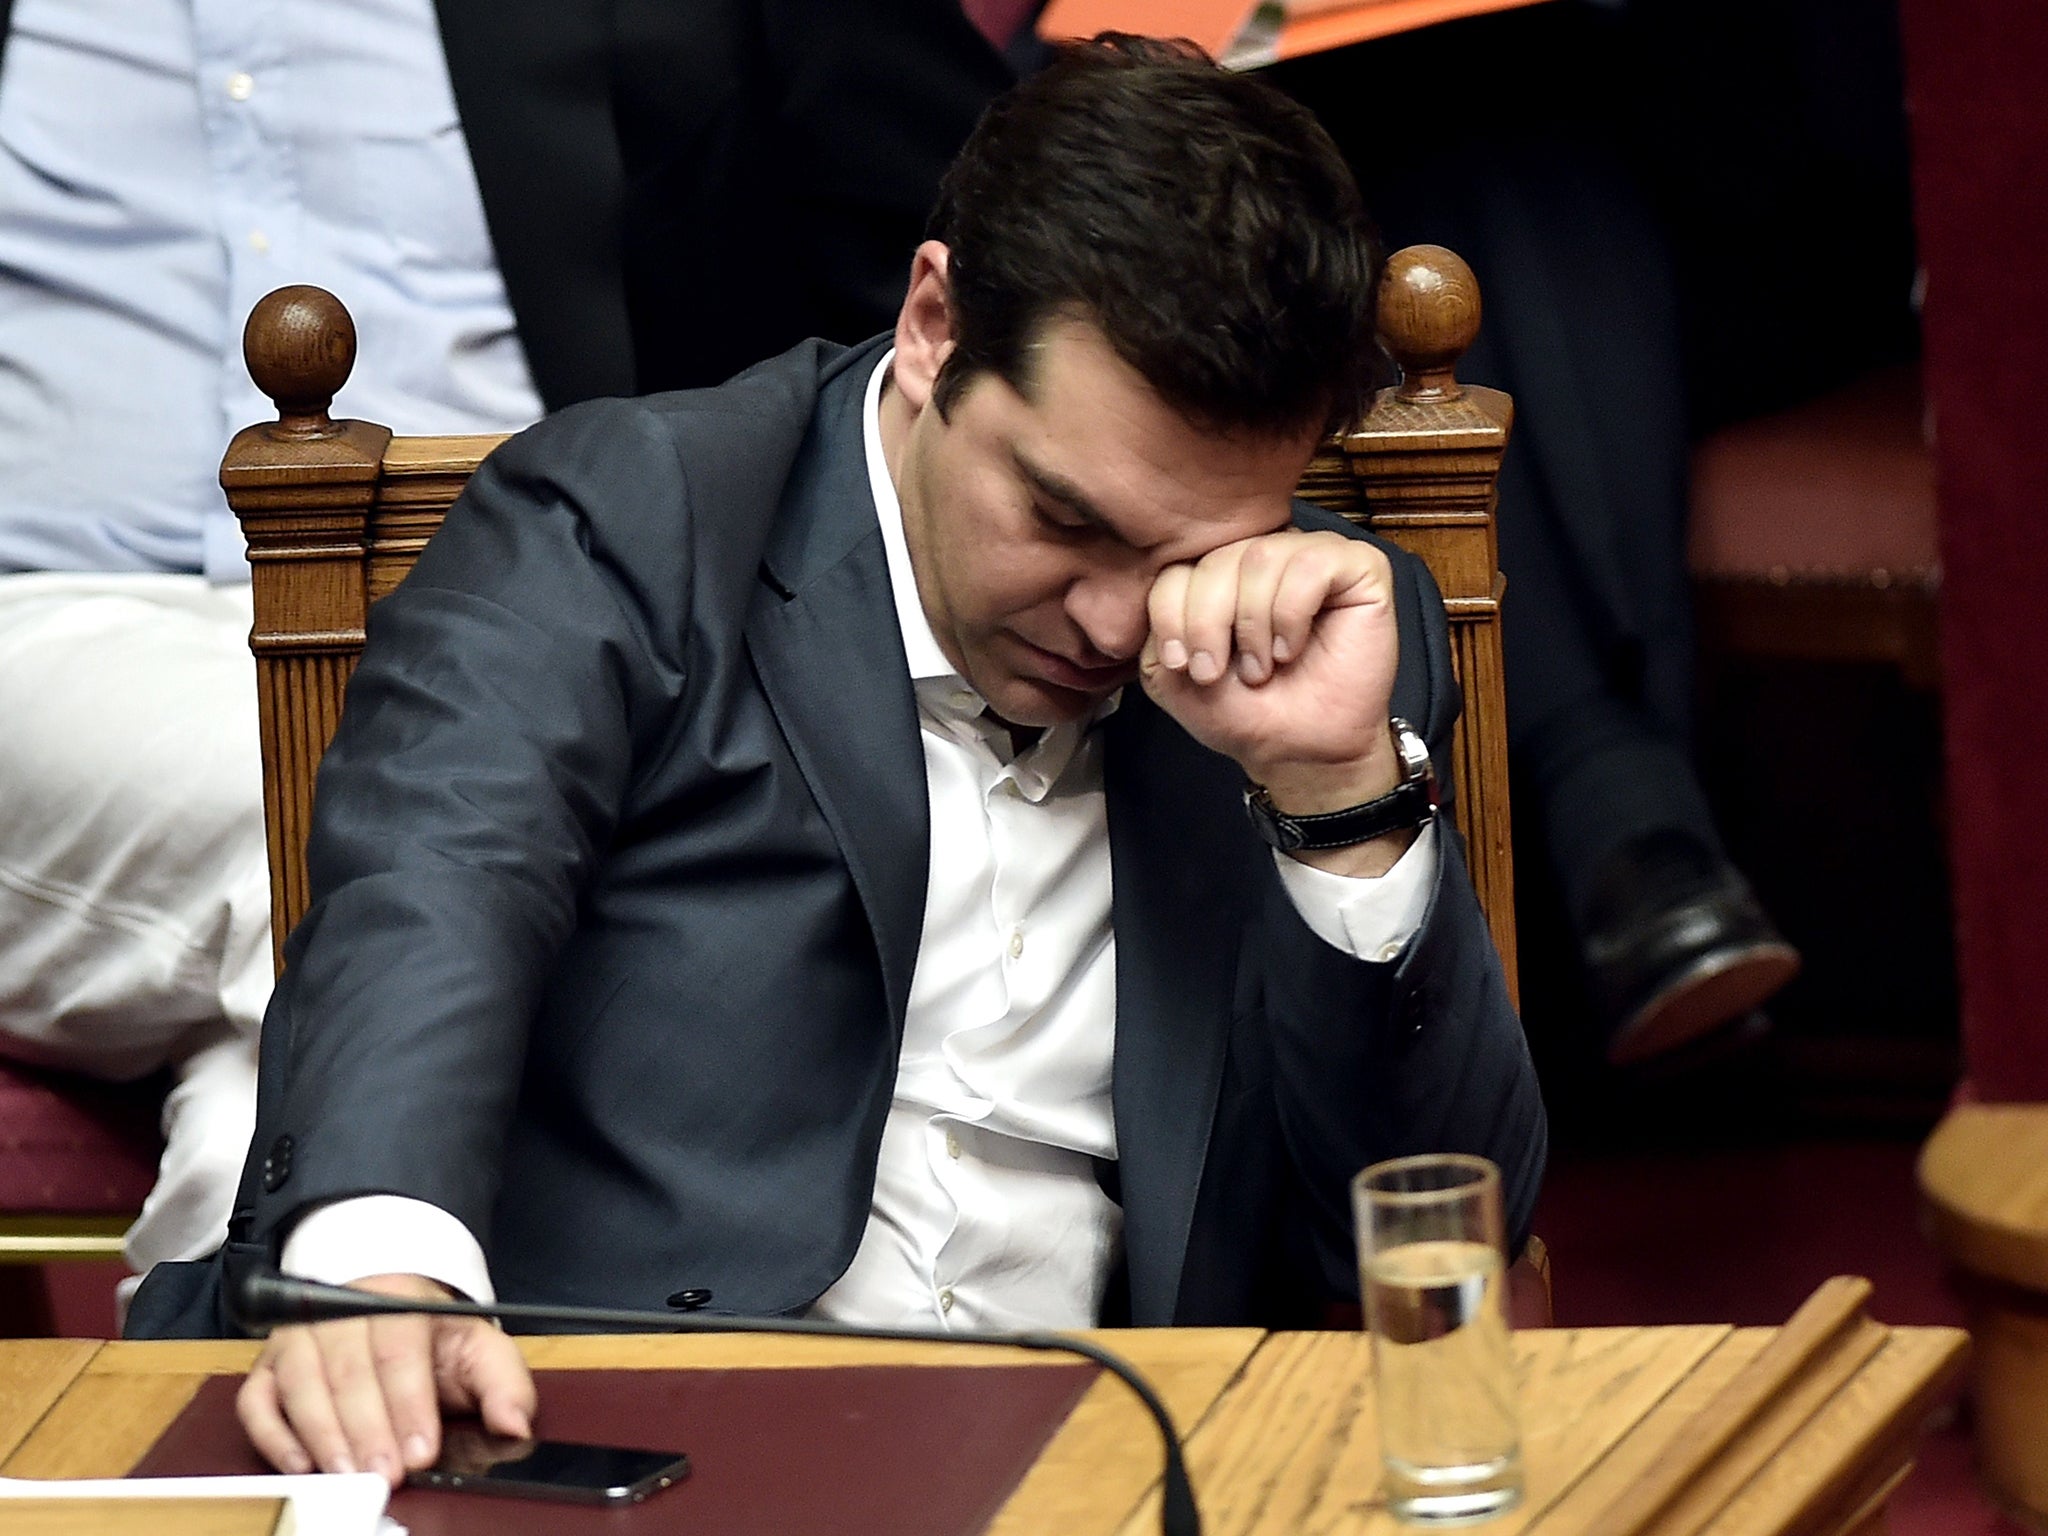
1104, 697, 1251, 1322
434, 0, 636, 408
746, 346, 929, 1036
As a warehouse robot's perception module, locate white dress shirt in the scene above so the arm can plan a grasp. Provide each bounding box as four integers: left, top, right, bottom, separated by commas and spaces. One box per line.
283, 354, 1437, 1325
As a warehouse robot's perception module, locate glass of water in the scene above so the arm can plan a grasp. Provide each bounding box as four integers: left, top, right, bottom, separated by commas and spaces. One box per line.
1354, 1153, 1523, 1525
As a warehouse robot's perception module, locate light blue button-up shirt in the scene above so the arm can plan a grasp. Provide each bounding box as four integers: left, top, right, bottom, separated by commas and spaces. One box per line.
0, 0, 544, 581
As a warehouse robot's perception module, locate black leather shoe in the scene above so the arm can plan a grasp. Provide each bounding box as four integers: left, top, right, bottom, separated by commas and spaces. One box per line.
1578, 830, 1802, 1066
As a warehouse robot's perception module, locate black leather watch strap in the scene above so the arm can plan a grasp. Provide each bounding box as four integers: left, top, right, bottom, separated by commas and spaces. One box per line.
1243, 719, 1438, 853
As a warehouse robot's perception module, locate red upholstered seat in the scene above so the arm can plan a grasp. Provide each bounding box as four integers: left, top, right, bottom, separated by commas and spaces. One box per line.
1689, 365, 1937, 583
0, 1060, 163, 1214
1687, 366, 1940, 686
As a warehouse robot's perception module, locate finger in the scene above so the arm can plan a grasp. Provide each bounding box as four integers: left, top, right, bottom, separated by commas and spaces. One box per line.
1268, 539, 1345, 669
1176, 542, 1249, 685
435, 1318, 538, 1442
317, 1314, 421, 1484
1145, 562, 1195, 673
268, 1323, 360, 1475
370, 1313, 451, 1472
1229, 536, 1296, 685
237, 1354, 313, 1475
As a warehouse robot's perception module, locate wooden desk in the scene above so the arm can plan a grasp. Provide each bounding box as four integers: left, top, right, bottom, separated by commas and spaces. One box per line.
0, 1293, 1964, 1536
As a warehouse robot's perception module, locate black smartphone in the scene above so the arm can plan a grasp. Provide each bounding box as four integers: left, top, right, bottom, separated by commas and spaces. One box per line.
406, 1425, 690, 1505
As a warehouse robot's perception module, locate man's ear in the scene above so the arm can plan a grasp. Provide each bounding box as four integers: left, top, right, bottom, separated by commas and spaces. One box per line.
891, 241, 956, 413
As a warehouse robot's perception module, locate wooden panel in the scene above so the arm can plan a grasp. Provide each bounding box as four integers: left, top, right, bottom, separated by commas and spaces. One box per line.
1111, 1326, 1731, 1536
1105, 1302, 1959, 1536
2, 1374, 209, 1479
84, 1342, 263, 1377
1584, 1280, 1890, 1536
1112, 1330, 1384, 1536
379, 433, 509, 485
1532, 1330, 1776, 1533
3, 1497, 287, 1536
1303, 372, 1519, 1004
1508, 1326, 1741, 1534
222, 413, 389, 970
988, 1328, 1263, 1536
1697, 1329, 1968, 1536
0, 1341, 100, 1462
367, 433, 506, 603
252, 652, 355, 965
1919, 1104, 2048, 1291
1619, 1317, 1892, 1536
1449, 577, 1518, 992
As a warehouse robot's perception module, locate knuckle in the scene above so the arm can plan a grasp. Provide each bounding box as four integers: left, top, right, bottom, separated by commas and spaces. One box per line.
369, 1319, 428, 1368
1237, 539, 1278, 576
268, 1340, 318, 1391
322, 1348, 373, 1394
236, 1372, 272, 1417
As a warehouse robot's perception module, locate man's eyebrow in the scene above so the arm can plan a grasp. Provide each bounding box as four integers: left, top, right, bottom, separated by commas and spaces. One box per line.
1014, 453, 1113, 530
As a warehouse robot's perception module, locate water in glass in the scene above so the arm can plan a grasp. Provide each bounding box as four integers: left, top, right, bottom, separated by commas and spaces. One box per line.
1364, 1237, 1522, 1523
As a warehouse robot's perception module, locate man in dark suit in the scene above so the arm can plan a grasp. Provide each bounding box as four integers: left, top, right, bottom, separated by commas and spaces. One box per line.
126, 38, 1543, 1485
0, 0, 1009, 1288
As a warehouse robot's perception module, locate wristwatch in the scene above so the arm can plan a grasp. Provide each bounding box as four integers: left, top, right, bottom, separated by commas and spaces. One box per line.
1243, 718, 1438, 853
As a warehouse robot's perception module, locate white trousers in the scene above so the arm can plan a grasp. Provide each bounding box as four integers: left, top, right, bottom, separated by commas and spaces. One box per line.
0, 572, 272, 1280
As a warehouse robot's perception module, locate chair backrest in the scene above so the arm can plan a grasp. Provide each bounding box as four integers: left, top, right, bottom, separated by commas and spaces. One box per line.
222, 245, 1518, 998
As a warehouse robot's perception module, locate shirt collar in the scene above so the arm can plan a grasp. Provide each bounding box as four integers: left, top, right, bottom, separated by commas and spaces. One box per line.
863, 350, 959, 688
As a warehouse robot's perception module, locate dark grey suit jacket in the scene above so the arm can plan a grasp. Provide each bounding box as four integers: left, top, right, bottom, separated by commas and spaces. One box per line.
128, 337, 1544, 1337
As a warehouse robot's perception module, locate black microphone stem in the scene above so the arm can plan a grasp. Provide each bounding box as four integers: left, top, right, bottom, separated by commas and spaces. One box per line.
237, 1273, 1201, 1536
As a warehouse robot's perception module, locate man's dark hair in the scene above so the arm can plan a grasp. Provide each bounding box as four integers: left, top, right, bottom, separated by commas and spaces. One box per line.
925, 33, 1379, 439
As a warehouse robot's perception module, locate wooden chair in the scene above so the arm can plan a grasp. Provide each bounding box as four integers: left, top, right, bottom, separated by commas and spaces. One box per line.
222, 244, 1538, 1323
223, 244, 1520, 1000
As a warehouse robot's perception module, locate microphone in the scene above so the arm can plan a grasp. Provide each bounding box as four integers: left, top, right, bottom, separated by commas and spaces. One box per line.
232, 1267, 1201, 1536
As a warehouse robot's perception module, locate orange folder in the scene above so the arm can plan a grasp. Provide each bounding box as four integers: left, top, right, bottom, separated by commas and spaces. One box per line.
1038, 0, 1555, 67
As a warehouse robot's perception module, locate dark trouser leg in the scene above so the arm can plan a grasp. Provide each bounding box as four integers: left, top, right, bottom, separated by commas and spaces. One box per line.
1272, 15, 1796, 1058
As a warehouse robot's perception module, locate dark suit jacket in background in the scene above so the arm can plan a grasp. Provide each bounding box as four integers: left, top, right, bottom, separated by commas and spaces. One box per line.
129, 336, 1545, 1338
0, 0, 1012, 407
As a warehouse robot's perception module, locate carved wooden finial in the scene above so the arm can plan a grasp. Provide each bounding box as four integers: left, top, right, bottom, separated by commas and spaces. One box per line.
243, 285, 356, 439
1377, 245, 1482, 403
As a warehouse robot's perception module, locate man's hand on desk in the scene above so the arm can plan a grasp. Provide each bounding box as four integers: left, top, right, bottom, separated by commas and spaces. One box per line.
1141, 529, 1415, 877
236, 1272, 535, 1488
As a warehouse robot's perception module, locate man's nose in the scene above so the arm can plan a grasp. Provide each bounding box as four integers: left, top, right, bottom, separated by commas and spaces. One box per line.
1066, 566, 1153, 663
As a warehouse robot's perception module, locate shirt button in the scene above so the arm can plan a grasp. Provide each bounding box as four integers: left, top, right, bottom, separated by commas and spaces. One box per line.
1375, 940, 1403, 963
945, 1131, 962, 1160
939, 1288, 955, 1313
248, 229, 270, 254
1007, 928, 1025, 960
226, 71, 255, 101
